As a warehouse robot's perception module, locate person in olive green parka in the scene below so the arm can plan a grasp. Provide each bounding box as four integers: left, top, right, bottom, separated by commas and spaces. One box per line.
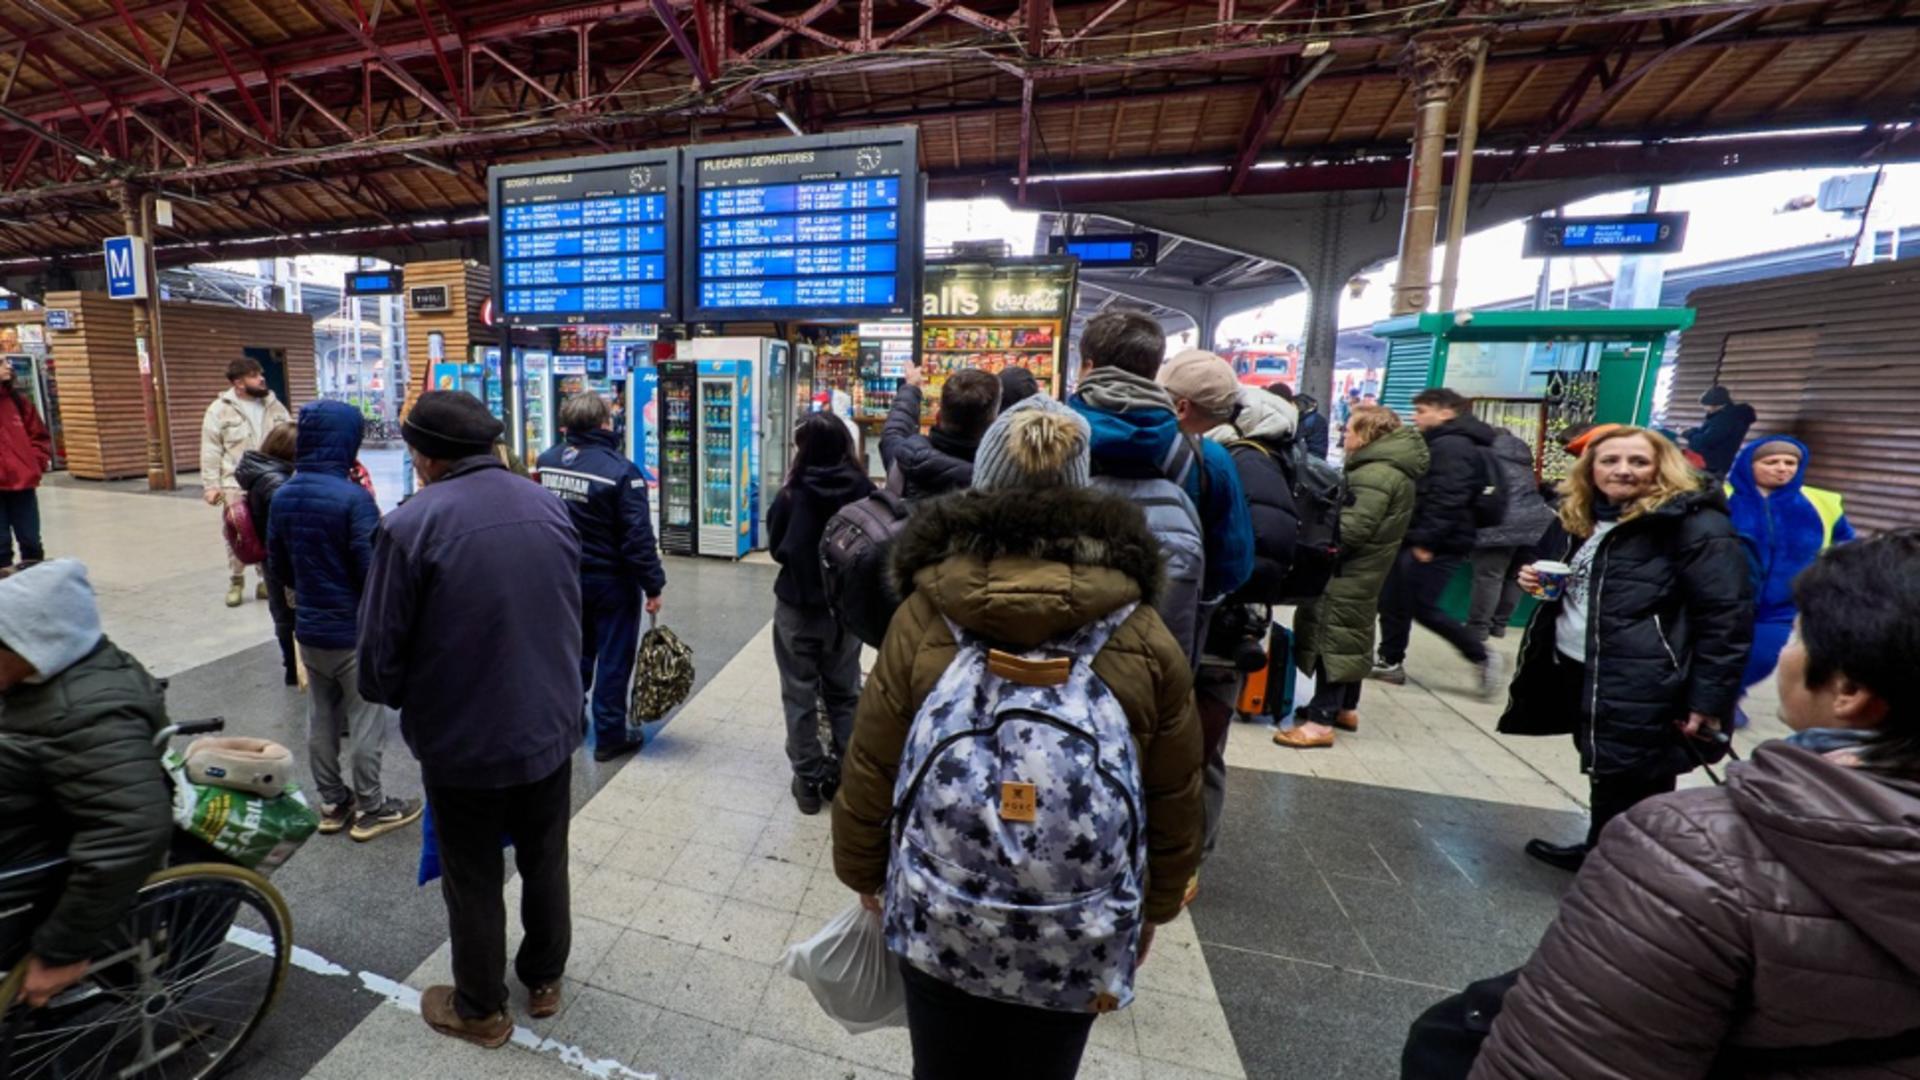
1282, 406, 1430, 748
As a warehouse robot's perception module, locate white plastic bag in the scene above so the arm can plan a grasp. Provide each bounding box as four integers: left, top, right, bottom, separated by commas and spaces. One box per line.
782, 901, 906, 1034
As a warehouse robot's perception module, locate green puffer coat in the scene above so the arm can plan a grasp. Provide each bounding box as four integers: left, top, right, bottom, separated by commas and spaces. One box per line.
1293, 426, 1429, 684
0, 639, 173, 966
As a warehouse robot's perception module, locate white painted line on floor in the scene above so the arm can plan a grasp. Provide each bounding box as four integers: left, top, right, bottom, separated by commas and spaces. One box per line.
225, 926, 660, 1080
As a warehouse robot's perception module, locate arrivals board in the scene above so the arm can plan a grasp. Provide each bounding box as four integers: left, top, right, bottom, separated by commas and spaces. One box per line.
489, 150, 680, 325
684, 127, 920, 323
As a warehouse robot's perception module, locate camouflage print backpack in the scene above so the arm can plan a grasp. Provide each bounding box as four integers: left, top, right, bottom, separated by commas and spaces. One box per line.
629, 618, 695, 723
884, 603, 1147, 1014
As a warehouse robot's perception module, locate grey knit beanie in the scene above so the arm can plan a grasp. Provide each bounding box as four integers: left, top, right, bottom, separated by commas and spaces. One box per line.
971, 395, 1092, 493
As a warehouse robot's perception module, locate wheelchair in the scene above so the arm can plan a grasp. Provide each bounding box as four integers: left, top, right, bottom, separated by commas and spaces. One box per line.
0, 718, 295, 1079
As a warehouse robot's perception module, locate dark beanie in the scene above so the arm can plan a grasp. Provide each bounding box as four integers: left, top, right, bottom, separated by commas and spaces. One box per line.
998, 365, 1040, 408
404, 390, 504, 460
1700, 385, 1733, 407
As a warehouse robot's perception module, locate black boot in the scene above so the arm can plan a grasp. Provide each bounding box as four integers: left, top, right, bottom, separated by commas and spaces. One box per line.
1524, 838, 1590, 873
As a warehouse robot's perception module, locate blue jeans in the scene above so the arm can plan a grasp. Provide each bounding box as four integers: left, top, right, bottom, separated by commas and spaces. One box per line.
0, 489, 43, 564
580, 575, 642, 747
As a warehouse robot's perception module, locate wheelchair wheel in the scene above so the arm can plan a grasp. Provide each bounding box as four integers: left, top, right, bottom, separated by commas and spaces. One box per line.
0, 862, 292, 1080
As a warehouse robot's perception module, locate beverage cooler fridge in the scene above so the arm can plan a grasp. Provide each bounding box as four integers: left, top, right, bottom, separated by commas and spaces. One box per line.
656, 360, 753, 559
696, 360, 753, 559
657, 363, 698, 556
522, 349, 553, 455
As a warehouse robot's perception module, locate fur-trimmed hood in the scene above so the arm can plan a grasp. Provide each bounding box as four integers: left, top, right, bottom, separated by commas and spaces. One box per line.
889, 486, 1164, 647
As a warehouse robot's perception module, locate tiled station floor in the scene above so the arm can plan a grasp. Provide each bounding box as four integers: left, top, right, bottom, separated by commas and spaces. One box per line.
39, 465, 1794, 1079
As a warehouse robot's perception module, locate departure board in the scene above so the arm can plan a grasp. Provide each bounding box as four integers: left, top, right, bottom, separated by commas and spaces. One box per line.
684, 128, 919, 322
488, 150, 680, 325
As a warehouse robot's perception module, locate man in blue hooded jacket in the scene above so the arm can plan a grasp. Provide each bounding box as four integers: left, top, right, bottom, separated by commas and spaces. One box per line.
269, 400, 421, 842
1069, 311, 1254, 666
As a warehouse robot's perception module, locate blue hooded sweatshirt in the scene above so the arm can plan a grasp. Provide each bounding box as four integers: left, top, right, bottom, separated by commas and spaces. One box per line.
268, 402, 379, 650
1725, 434, 1854, 623
1069, 397, 1255, 602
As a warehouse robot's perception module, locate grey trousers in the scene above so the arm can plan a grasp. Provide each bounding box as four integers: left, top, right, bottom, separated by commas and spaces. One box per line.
303, 645, 390, 811
1467, 547, 1530, 642
1194, 663, 1243, 861
772, 599, 861, 785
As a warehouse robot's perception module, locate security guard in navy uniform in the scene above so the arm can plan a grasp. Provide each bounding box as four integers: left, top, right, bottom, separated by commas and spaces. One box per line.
535, 392, 667, 762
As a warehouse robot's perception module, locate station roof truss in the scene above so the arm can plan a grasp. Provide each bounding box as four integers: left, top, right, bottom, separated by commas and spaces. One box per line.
1, 0, 1918, 270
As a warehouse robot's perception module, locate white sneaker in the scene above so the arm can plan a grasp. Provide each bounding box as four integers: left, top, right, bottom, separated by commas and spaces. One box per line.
1478, 652, 1507, 702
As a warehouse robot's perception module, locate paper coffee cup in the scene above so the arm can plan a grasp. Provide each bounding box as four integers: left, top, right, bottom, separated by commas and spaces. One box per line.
1530, 560, 1572, 600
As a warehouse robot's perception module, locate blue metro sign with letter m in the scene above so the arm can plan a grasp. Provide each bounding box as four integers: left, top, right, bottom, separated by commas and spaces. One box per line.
103, 236, 149, 300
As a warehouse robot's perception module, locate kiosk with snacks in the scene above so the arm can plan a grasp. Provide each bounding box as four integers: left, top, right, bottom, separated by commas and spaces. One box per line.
1369, 307, 1696, 621
920, 257, 1078, 414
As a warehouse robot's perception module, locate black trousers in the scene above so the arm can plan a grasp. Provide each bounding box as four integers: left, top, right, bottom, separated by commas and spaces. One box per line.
1302, 662, 1361, 722
427, 759, 572, 1020
1544, 651, 1681, 848
1378, 547, 1487, 666
899, 959, 1097, 1080
0, 489, 42, 564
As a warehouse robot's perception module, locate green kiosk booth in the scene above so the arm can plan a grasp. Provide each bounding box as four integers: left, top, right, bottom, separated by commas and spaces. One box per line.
1367, 307, 1697, 624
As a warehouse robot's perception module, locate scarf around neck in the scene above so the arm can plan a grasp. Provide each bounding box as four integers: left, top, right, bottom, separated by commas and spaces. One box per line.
1076, 366, 1176, 416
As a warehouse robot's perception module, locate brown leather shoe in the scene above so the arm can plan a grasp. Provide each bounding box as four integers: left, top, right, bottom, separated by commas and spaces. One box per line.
1272, 725, 1335, 749
421, 985, 512, 1048
528, 982, 562, 1019
1332, 710, 1361, 732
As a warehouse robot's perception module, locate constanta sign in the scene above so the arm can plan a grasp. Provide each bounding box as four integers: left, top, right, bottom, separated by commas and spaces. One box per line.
922, 264, 1073, 319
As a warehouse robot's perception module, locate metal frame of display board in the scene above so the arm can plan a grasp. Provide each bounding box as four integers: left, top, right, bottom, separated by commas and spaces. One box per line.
682, 126, 922, 325
487, 147, 682, 327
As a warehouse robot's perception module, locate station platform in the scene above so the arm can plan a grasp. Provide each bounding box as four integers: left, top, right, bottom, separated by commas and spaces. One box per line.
33, 465, 1792, 1080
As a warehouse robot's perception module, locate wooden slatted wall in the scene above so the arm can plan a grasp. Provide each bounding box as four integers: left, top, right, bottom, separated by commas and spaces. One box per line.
38, 291, 139, 482
401, 259, 491, 416
1665, 261, 1920, 534
30, 292, 314, 481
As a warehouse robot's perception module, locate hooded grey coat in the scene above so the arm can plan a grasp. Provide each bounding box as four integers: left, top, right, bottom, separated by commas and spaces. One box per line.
1473, 742, 1920, 1078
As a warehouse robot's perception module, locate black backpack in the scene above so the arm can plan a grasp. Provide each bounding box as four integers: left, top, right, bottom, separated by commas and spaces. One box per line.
1271, 439, 1346, 605
820, 473, 912, 649
1469, 444, 1508, 529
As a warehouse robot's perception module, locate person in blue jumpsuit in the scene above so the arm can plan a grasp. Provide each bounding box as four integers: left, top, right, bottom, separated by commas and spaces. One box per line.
536, 392, 667, 762
1725, 434, 1854, 721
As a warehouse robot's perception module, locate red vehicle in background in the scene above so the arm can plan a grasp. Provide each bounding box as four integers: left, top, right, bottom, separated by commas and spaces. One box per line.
1222, 339, 1301, 391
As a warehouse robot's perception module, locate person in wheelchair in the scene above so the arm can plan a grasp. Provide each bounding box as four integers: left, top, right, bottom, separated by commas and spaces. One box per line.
0, 560, 173, 1010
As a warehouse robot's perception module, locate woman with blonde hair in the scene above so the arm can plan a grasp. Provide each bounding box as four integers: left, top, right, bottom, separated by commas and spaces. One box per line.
1499, 426, 1752, 871
1279, 405, 1429, 747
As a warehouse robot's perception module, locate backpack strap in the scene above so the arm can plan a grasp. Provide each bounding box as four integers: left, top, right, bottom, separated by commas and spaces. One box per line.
1159, 434, 1197, 490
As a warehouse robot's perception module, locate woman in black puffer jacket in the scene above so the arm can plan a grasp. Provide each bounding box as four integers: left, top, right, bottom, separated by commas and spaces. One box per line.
234, 422, 297, 685
1498, 426, 1752, 872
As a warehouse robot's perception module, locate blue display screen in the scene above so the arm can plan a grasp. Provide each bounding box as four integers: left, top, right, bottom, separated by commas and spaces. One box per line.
504, 284, 667, 315
699, 244, 897, 278
698, 211, 900, 249
1064, 240, 1133, 262
689, 136, 916, 318
699, 178, 899, 218
504, 255, 668, 287
1559, 221, 1664, 248
699, 276, 898, 308
0, 296, 15, 311
496, 158, 675, 321
504, 226, 666, 260
346, 271, 402, 294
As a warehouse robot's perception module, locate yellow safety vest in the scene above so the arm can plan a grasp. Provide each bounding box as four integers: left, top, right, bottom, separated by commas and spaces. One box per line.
1724, 482, 1847, 548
